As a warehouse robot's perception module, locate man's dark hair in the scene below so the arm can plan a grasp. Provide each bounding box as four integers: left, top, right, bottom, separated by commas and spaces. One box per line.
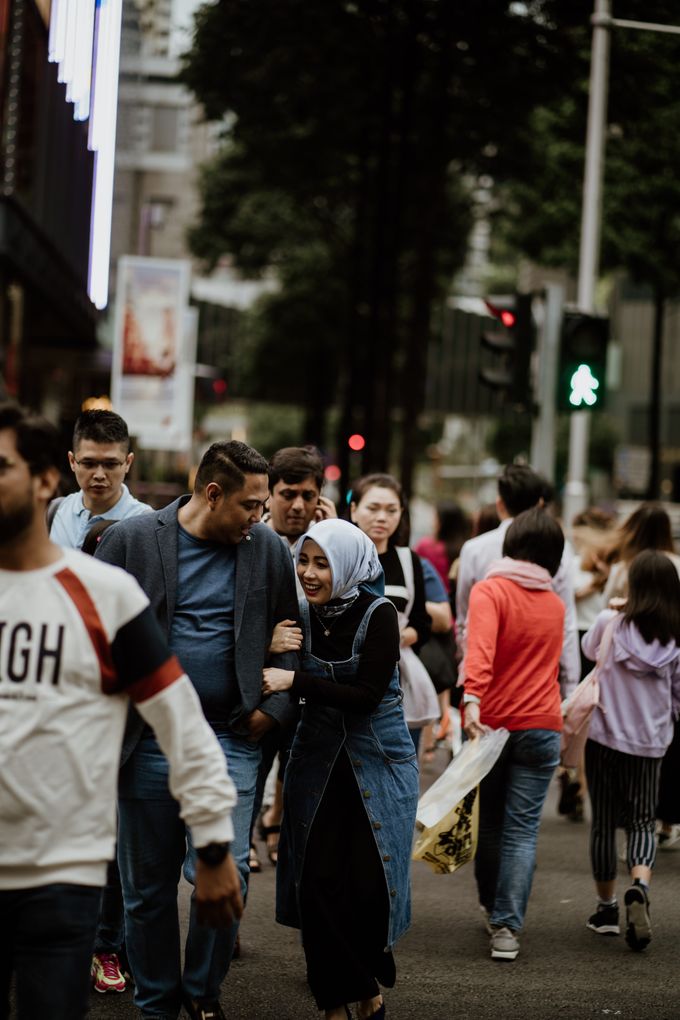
73, 410, 130, 452
268, 446, 324, 491
503, 507, 565, 577
624, 550, 680, 646
497, 464, 545, 517
0, 402, 61, 474
194, 440, 269, 495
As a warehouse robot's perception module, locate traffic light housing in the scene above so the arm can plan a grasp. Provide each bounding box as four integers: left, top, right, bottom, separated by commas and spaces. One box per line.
479, 293, 534, 410
557, 312, 609, 412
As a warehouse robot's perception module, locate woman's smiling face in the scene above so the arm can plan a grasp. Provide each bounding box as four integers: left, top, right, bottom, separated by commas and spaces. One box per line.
297, 539, 333, 604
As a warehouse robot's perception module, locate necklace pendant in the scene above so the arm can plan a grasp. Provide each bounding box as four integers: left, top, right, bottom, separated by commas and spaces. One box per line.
323, 627, 331, 637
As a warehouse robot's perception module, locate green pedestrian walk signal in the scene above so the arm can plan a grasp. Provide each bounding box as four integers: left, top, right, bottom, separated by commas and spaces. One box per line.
557, 312, 609, 412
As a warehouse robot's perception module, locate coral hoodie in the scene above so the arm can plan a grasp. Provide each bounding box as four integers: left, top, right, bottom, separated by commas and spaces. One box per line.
583, 609, 680, 758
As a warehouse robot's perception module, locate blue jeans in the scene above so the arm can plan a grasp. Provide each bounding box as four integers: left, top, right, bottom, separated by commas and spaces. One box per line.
474, 728, 560, 933
93, 854, 125, 954
118, 732, 260, 1019
0, 883, 101, 1020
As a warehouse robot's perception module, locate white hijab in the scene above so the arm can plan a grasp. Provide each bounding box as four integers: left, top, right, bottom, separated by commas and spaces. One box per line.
296, 519, 382, 602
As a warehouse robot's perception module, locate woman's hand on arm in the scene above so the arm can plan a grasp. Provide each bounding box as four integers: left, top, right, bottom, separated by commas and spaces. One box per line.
262, 667, 296, 695
269, 619, 303, 655
400, 625, 418, 648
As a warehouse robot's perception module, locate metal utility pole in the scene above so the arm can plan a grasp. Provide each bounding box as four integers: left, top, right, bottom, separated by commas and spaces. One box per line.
563, 0, 611, 528
563, 5, 680, 527
531, 283, 564, 483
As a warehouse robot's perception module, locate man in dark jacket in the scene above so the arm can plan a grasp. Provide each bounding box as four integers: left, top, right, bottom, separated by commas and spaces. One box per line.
96, 440, 298, 1020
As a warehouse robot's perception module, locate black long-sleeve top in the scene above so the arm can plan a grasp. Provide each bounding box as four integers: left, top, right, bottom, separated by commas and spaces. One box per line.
291, 593, 400, 715
379, 545, 432, 653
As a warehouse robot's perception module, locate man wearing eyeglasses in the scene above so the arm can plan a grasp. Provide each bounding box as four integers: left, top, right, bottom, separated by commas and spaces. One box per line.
49, 409, 151, 550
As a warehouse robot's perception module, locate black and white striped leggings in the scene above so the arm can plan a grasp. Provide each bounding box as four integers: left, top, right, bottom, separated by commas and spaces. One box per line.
585, 739, 661, 882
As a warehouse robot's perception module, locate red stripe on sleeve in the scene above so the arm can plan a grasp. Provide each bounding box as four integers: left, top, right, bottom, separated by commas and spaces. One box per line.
55, 567, 118, 693
126, 655, 185, 704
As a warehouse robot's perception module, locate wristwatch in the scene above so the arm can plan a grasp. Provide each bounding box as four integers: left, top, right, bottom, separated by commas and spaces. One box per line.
195, 841, 231, 866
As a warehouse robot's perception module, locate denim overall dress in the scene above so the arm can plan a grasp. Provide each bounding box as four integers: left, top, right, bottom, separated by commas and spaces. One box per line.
276, 596, 419, 949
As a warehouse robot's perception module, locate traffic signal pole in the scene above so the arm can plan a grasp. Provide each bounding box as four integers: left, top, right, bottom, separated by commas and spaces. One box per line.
563, 0, 610, 529
563, 4, 680, 527
531, 283, 564, 482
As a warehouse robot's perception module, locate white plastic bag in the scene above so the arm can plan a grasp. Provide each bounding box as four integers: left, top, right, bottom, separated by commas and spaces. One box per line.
413, 727, 509, 874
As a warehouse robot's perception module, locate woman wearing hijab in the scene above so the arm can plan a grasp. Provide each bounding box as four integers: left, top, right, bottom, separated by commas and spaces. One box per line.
262, 519, 418, 1020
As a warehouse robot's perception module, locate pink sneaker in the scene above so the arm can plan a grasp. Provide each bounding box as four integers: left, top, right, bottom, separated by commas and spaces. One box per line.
91, 953, 126, 993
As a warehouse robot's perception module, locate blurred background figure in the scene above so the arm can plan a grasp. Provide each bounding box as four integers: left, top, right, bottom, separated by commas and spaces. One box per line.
414, 502, 471, 598
350, 474, 437, 754
601, 503, 680, 604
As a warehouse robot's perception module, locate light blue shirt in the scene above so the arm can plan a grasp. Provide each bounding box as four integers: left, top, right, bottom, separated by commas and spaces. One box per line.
49, 484, 152, 549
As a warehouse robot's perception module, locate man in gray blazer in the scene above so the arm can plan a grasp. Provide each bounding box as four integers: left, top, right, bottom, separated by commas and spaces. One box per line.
96, 440, 299, 1020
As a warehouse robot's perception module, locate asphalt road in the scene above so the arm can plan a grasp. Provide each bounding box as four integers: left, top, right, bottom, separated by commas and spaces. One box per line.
15, 749, 680, 1019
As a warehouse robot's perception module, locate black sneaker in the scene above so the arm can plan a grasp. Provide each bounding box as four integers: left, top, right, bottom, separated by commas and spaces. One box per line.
587, 902, 620, 935
624, 884, 651, 952
558, 773, 581, 816
182, 996, 226, 1020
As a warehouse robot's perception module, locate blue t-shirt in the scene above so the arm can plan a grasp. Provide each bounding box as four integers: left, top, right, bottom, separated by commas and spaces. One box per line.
169, 526, 239, 728
419, 556, 448, 603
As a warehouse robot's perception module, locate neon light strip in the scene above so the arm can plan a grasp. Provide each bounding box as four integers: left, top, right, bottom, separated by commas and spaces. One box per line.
48, 0, 67, 64
72, 0, 96, 119
48, 0, 124, 308
88, 0, 122, 308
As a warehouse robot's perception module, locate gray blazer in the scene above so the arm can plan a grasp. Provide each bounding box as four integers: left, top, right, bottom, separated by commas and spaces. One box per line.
96, 495, 300, 764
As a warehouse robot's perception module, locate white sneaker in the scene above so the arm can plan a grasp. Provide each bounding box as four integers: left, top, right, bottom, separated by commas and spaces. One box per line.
658, 824, 680, 850
490, 926, 520, 961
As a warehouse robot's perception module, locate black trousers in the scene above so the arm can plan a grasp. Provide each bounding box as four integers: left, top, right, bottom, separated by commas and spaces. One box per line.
300, 749, 395, 1010
657, 718, 680, 824
585, 739, 660, 882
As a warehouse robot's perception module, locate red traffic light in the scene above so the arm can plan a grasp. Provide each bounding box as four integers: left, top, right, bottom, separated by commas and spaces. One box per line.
484, 299, 516, 329
348, 433, 365, 451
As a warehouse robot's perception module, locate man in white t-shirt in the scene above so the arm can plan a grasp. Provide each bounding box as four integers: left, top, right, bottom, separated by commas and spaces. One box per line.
0, 403, 242, 1020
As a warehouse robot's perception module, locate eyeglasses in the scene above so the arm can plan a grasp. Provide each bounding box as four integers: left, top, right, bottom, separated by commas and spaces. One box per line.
0, 455, 17, 474
74, 458, 127, 471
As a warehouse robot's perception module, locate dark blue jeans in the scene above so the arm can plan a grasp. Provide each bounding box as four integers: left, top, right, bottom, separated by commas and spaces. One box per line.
0, 883, 101, 1020
475, 728, 560, 932
118, 732, 260, 1018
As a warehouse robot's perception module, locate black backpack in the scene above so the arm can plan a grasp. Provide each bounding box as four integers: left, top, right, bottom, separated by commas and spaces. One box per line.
46, 496, 65, 532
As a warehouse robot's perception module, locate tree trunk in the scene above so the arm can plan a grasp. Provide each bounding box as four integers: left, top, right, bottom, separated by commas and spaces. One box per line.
646, 287, 664, 500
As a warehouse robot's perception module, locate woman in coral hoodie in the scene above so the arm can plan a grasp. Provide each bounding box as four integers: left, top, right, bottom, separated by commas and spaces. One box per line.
463, 507, 566, 963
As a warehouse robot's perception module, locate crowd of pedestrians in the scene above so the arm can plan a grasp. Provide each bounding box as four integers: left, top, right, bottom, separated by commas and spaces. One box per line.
1, 400, 680, 1020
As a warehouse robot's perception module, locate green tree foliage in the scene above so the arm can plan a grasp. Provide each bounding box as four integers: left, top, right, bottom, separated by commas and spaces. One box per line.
497, 1, 680, 495
181, 0, 595, 493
